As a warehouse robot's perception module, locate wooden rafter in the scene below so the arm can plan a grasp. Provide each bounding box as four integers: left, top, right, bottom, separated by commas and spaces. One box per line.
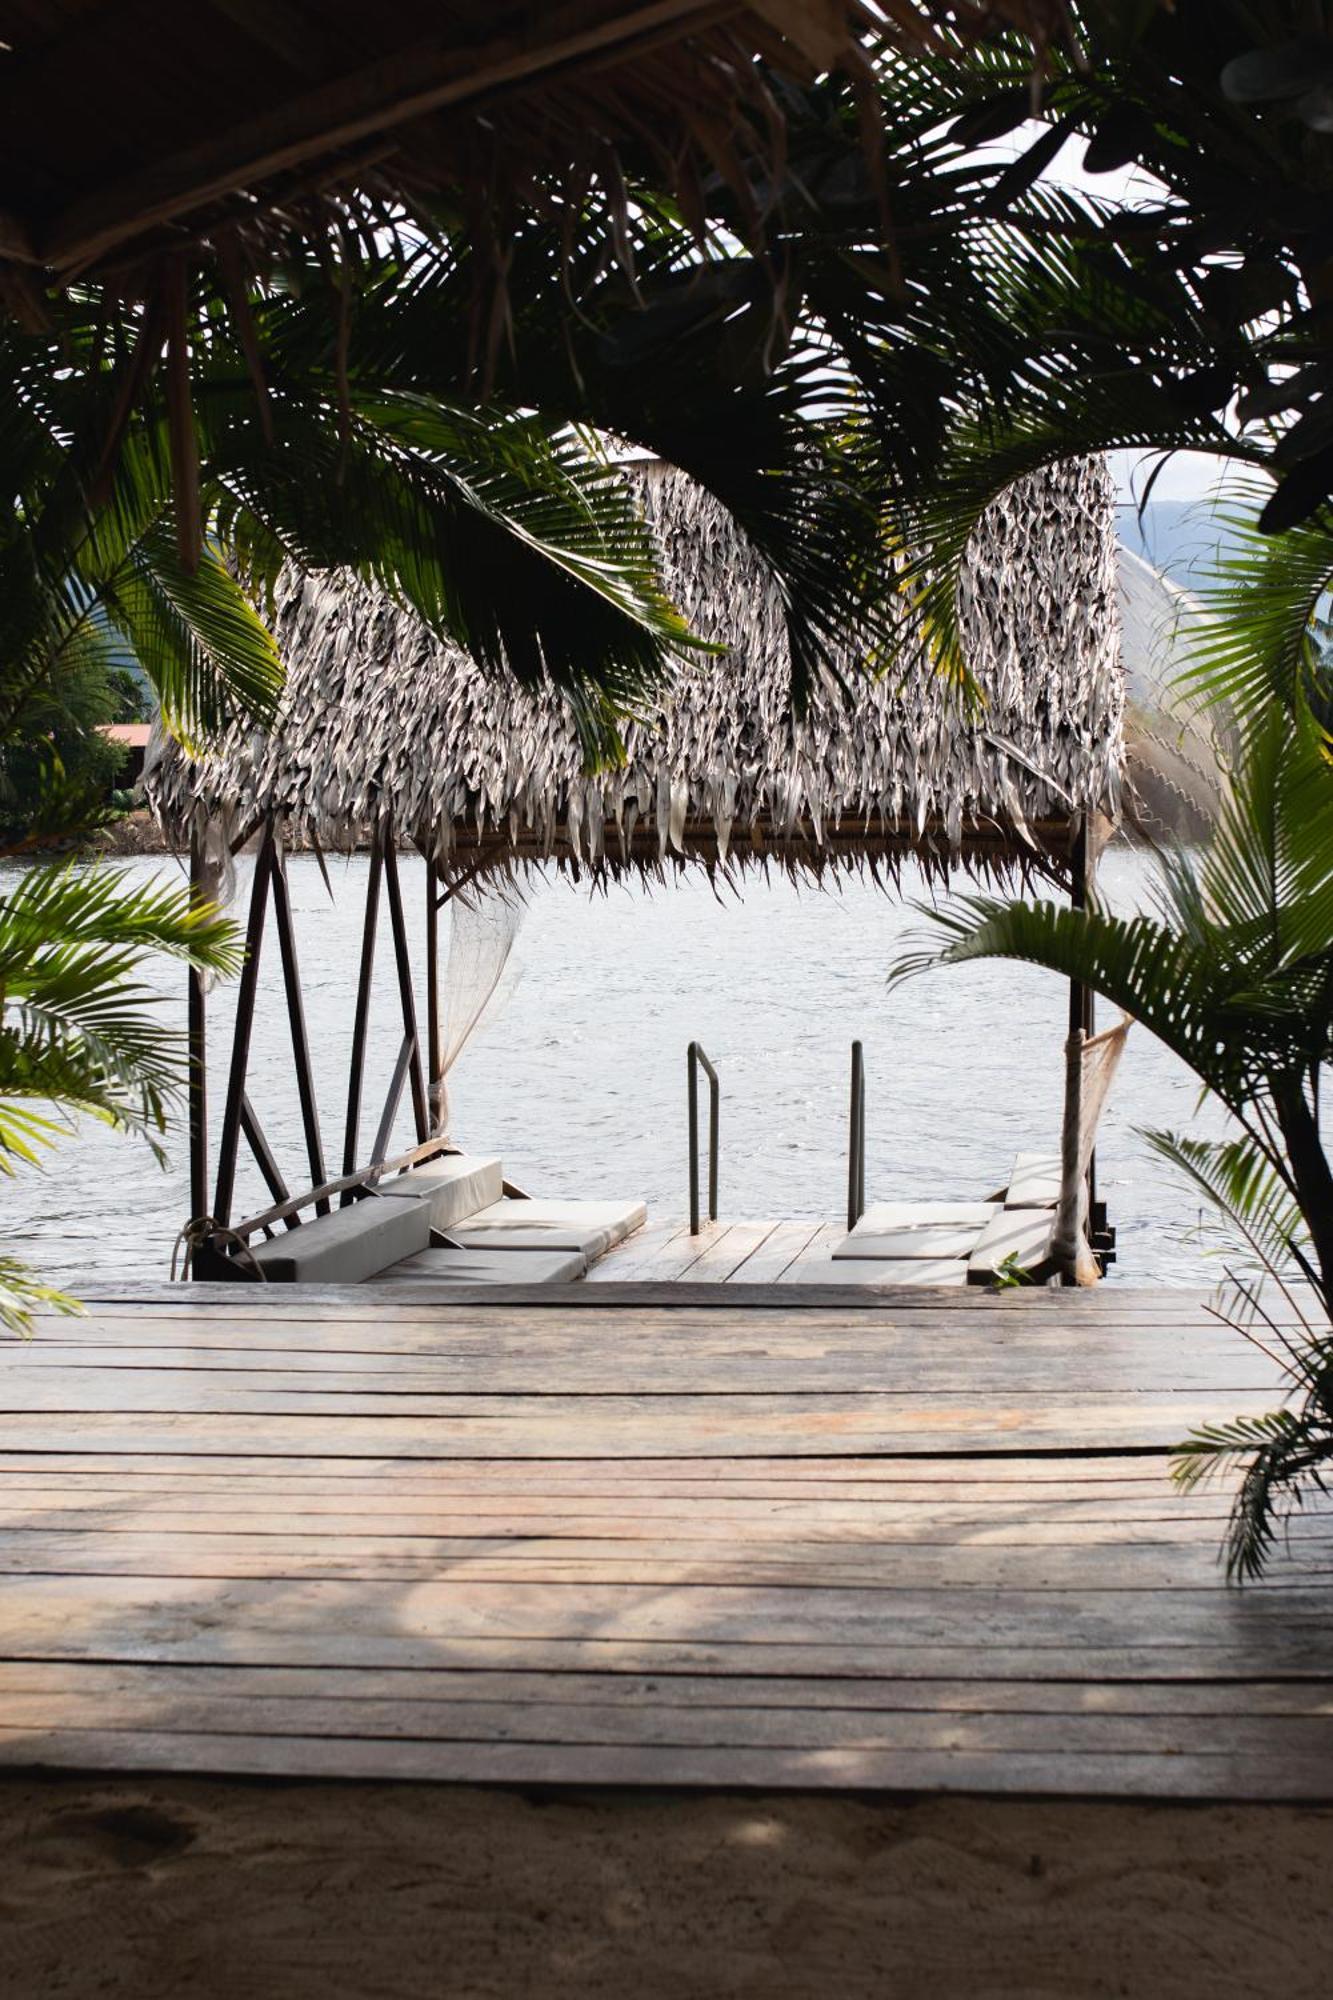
32, 1, 745, 274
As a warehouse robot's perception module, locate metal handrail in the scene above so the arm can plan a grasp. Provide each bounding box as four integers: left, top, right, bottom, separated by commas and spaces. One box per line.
687, 1041, 720, 1235
847, 1040, 866, 1232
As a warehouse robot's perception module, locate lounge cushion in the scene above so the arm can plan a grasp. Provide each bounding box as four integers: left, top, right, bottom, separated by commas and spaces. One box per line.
375, 1154, 503, 1230
379, 1246, 586, 1284
850, 1201, 1000, 1231
247, 1195, 429, 1284
835, 1201, 999, 1262
968, 1207, 1054, 1281
450, 1198, 647, 1261
1004, 1153, 1062, 1208
786, 1257, 969, 1288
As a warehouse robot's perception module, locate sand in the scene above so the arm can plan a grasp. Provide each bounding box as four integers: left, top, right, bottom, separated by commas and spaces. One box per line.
1, 1777, 1330, 1998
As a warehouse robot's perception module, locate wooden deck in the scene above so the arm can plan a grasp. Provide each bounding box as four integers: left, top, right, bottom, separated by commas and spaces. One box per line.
588, 1218, 844, 1282
2, 1280, 1332, 1799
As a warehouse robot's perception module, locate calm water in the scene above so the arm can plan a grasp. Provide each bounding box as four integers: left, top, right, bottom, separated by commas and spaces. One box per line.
4, 845, 1230, 1287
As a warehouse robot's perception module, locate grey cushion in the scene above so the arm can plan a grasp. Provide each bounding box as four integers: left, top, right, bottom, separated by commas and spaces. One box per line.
247, 1196, 429, 1284
380, 1246, 586, 1285
374, 1154, 503, 1229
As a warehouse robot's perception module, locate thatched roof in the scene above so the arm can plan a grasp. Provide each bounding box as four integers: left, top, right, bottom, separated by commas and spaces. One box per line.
146, 455, 1123, 888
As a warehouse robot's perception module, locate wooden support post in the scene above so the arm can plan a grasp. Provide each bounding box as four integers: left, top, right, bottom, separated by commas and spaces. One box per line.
187, 829, 210, 1231
240, 1091, 293, 1216
1068, 818, 1098, 1215
426, 867, 444, 1135
270, 846, 328, 1211
382, 830, 429, 1144
342, 827, 384, 1191
1067, 817, 1095, 1040
371, 1033, 415, 1166
212, 831, 275, 1229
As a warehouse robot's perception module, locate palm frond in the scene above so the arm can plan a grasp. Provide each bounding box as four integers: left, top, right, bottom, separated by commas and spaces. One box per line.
890, 893, 1257, 1106
0, 862, 240, 1153
0, 1253, 82, 1340
1179, 478, 1333, 734
1174, 1407, 1333, 1582
1143, 1128, 1309, 1279
97, 525, 283, 740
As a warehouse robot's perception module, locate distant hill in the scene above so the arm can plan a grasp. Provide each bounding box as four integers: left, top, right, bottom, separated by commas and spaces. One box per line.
1114, 500, 1248, 595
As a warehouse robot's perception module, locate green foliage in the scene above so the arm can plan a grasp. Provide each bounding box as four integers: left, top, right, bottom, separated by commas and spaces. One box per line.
837, 8, 1333, 682
0, 861, 241, 1336
892, 695, 1333, 1579
893, 704, 1333, 1122
1145, 1131, 1312, 1285
0, 1255, 82, 1340
1177, 486, 1333, 737
991, 1252, 1033, 1291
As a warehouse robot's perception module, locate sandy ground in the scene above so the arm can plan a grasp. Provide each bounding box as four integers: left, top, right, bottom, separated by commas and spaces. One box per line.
0, 1778, 1329, 1998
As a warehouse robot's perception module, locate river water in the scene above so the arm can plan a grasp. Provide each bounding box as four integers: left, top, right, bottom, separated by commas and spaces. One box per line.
4, 844, 1231, 1288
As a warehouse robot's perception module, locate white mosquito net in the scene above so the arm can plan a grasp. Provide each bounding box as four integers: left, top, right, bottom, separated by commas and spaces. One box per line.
430, 885, 523, 1135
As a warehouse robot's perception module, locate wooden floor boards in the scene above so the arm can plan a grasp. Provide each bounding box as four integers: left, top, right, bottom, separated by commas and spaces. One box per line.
587, 1219, 840, 1283
2, 1282, 1332, 1798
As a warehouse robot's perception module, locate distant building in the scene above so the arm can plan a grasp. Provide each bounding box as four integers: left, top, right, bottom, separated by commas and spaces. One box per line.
96, 721, 152, 789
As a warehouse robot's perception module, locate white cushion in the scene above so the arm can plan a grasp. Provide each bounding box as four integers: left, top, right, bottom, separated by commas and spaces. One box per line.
786, 1257, 969, 1288
837, 1201, 998, 1262
1004, 1153, 1062, 1208
851, 1201, 1000, 1232
969, 1207, 1054, 1279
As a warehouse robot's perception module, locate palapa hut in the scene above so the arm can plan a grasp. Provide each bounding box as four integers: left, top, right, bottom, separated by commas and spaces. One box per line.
151, 456, 1122, 879
144, 455, 1125, 1279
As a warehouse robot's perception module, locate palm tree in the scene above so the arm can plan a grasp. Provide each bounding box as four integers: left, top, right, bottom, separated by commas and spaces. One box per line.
796, 7, 1333, 684
5, 110, 1005, 1328
1, 277, 714, 808
1, 248, 731, 1329
890, 696, 1333, 1577
0, 862, 241, 1333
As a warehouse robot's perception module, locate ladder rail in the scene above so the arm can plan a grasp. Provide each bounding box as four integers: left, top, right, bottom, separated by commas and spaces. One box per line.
847, 1039, 866, 1233
687, 1041, 720, 1235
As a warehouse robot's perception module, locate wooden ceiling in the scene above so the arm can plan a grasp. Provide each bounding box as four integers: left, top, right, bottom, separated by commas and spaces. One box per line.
0, 1, 1072, 291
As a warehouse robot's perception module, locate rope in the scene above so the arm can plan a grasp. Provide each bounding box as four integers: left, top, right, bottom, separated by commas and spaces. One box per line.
171, 1216, 269, 1284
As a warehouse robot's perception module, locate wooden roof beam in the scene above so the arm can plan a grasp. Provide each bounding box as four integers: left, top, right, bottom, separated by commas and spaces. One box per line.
0, 207, 36, 265
36, 0, 745, 274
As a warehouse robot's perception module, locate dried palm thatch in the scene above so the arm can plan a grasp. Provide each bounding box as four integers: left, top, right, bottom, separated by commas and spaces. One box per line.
145, 454, 1123, 890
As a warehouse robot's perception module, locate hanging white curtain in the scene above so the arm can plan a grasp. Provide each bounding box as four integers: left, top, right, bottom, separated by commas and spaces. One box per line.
1051, 1016, 1132, 1286
431, 887, 523, 1135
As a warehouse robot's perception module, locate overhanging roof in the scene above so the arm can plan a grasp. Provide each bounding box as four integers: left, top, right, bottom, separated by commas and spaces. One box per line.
0, 4, 1073, 293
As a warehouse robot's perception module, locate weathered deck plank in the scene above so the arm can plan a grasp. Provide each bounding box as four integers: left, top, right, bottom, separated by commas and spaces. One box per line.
2, 1285, 1331, 1800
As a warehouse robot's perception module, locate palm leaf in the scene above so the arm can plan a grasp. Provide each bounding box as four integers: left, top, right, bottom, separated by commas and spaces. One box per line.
0, 1254, 82, 1339
1143, 1129, 1310, 1280
1177, 477, 1333, 734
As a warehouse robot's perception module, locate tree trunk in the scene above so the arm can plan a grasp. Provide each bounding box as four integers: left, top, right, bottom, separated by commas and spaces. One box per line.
1273, 1075, 1333, 1313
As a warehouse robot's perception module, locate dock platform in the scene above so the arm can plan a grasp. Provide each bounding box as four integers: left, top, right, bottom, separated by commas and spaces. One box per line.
2, 1280, 1332, 1800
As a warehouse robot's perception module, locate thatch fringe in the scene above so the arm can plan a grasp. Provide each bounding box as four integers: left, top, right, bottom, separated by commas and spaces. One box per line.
145, 456, 1123, 891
